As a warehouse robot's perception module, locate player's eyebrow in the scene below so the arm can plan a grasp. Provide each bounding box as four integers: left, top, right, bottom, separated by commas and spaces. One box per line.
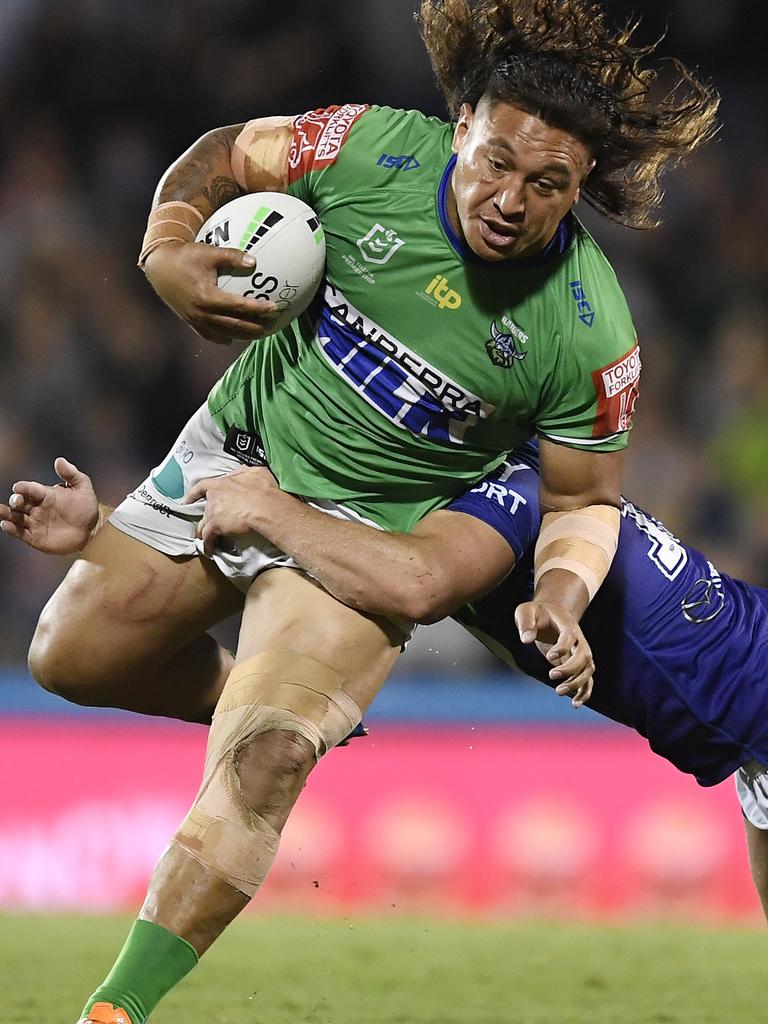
486, 136, 574, 179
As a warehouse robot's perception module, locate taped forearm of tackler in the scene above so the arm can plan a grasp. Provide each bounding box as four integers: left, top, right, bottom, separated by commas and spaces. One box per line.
533, 505, 620, 602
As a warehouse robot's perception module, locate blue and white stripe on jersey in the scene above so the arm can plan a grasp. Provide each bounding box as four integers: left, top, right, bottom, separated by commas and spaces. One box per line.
317, 284, 495, 445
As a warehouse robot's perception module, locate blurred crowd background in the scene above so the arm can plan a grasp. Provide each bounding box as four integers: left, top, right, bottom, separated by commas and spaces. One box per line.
1, 0, 766, 672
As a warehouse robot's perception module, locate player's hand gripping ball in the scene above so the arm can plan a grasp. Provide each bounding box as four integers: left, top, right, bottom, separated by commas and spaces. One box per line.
196, 192, 326, 334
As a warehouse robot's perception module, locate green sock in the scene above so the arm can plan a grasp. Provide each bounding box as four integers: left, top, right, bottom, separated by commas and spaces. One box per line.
81, 919, 199, 1024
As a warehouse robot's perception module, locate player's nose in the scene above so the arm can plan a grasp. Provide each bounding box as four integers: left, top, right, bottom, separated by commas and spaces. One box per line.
494, 179, 525, 219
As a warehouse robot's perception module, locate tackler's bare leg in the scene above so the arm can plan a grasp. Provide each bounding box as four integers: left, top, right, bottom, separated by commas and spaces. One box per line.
744, 817, 768, 923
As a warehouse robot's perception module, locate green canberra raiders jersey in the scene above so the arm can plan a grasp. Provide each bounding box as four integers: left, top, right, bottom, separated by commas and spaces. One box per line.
208, 104, 640, 532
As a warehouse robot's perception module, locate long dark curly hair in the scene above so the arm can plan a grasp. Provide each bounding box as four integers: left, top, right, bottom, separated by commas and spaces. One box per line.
418, 0, 720, 228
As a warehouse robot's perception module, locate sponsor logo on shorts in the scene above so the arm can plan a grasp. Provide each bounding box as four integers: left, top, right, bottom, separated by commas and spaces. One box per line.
569, 279, 595, 327
356, 223, 405, 265
376, 153, 421, 172
134, 485, 175, 518
485, 316, 528, 367
421, 274, 462, 310
317, 284, 495, 445
592, 345, 640, 436
223, 426, 268, 467
175, 440, 194, 465
288, 104, 369, 182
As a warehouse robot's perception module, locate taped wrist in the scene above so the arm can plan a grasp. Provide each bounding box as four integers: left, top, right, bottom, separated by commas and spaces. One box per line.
232, 116, 294, 193
534, 505, 620, 602
172, 649, 362, 897
138, 201, 204, 267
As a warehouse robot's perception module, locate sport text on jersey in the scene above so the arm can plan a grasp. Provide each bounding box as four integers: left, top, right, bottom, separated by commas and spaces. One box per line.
288, 105, 369, 183
317, 284, 495, 445
592, 344, 641, 436
467, 461, 531, 516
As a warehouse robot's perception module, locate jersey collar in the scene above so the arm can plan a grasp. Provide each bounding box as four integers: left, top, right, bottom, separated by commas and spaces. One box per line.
437, 154, 574, 270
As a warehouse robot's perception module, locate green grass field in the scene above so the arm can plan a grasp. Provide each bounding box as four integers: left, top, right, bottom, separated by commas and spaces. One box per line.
0, 914, 763, 1024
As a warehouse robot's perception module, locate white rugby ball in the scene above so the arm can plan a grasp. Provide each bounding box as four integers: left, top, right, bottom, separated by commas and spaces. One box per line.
195, 192, 326, 334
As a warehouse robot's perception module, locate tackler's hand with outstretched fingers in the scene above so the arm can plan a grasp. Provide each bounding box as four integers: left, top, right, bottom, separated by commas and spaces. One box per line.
0, 458, 101, 555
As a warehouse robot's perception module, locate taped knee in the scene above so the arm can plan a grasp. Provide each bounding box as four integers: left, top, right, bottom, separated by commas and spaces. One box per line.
172, 650, 362, 897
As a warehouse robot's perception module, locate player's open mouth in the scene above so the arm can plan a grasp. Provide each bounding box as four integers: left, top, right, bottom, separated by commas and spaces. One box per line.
479, 218, 522, 248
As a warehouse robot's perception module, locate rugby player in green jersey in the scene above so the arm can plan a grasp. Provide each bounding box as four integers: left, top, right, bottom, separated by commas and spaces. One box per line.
16, 2, 718, 1020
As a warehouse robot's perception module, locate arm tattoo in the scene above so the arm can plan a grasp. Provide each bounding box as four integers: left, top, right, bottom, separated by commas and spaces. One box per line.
155, 125, 244, 216
202, 175, 241, 208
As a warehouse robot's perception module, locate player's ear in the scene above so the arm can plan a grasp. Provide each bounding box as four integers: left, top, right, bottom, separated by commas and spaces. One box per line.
452, 103, 475, 154
574, 157, 597, 202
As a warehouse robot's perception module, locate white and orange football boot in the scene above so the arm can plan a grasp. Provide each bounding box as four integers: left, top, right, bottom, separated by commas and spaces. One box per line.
77, 1003, 134, 1024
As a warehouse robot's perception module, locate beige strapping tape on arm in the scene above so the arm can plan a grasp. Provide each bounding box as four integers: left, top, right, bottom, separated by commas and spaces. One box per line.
534, 505, 620, 602
138, 201, 204, 266
172, 649, 362, 897
232, 116, 294, 193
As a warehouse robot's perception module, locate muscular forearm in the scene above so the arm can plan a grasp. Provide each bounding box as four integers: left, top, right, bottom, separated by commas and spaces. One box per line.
535, 441, 623, 620
532, 504, 620, 620
247, 492, 439, 622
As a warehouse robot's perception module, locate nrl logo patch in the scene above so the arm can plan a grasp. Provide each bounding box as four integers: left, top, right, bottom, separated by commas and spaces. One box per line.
356, 223, 405, 265
485, 317, 528, 368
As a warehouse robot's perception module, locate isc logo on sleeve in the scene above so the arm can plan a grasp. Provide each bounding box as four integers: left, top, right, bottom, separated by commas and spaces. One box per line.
569, 279, 595, 327
376, 153, 421, 172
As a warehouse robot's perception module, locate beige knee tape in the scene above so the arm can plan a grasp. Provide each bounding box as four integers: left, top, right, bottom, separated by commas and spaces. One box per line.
173, 650, 362, 896
173, 753, 281, 898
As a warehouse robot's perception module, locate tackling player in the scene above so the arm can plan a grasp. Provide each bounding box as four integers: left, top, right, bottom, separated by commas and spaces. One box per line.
6, 2, 719, 1022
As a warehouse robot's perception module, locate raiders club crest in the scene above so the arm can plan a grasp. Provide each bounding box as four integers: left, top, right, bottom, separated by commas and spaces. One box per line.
485, 317, 528, 368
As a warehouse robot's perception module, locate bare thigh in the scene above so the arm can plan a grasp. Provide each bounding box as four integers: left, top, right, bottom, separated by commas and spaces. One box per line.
29, 523, 243, 716
236, 567, 403, 710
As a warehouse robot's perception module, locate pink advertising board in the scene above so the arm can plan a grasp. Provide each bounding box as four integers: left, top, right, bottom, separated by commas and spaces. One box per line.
0, 721, 757, 919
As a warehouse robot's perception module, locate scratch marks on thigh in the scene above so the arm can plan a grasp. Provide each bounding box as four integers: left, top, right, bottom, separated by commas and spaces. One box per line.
102, 558, 193, 624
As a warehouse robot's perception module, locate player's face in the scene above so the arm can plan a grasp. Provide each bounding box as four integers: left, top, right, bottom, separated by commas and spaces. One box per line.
448, 98, 595, 262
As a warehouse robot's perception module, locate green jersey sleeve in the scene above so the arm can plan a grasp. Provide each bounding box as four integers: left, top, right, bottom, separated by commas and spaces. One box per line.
286, 104, 371, 205
535, 225, 640, 452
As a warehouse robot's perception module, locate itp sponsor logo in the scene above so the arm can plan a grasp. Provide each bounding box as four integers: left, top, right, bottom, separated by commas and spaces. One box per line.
423, 274, 462, 310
